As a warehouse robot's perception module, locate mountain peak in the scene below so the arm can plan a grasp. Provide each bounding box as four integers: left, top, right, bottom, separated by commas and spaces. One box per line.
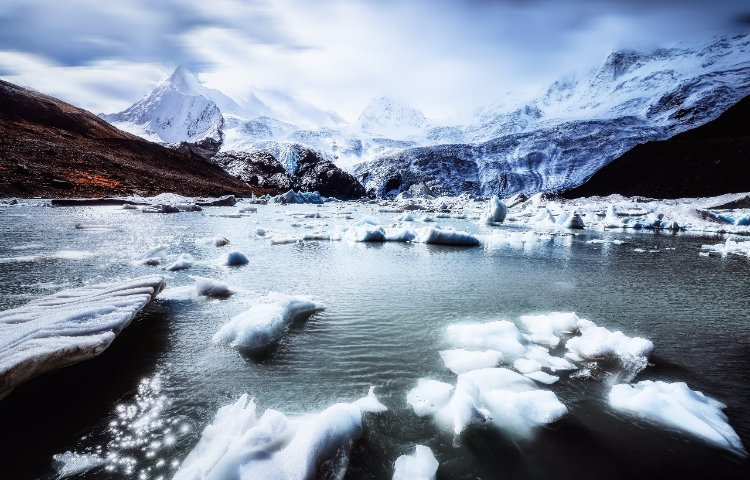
167, 66, 203, 95
354, 95, 427, 135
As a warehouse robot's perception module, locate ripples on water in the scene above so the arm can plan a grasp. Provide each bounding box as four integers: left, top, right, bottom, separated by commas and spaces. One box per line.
0, 202, 749, 479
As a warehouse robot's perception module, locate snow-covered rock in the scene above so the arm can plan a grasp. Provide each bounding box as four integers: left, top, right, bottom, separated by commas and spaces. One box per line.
610, 381, 747, 457
212, 292, 324, 351
0, 275, 165, 400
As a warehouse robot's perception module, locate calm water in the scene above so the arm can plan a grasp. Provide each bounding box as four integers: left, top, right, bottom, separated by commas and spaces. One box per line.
0, 202, 749, 479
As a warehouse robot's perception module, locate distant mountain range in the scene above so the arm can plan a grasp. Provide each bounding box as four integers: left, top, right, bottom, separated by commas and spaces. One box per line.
99, 32, 750, 199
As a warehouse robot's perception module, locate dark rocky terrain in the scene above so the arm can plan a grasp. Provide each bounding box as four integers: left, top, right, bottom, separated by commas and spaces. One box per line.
214, 148, 366, 200
0, 80, 259, 198
564, 94, 750, 199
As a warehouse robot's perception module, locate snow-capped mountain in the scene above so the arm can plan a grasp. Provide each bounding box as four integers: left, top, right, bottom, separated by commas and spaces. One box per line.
101, 32, 750, 197
101, 66, 245, 144
356, 33, 750, 196
352, 96, 427, 137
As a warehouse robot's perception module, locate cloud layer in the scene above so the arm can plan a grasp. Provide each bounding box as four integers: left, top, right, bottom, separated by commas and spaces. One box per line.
0, 0, 747, 119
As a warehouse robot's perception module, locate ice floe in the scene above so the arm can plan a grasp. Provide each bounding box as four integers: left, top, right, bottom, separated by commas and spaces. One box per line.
212, 292, 324, 351
407, 379, 455, 417
417, 227, 480, 246
701, 238, 750, 258
447, 321, 528, 361
392, 445, 438, 480
610, 381, 747, 457
0, 275, 165, 400
566, 319, 653, 380
173, 387, 384, 480
165, 253, 195, 271
439, 349, 504, 374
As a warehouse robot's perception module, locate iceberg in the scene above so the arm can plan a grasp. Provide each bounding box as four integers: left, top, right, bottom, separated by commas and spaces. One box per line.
482, 196, 508, 224
345, 225, 386, 242
396, 212, 415, 222
0, 275, 165, 400
212, 292, 324, 351
439, 349, 504, 374
448, 375, 493, 434
192, 276, 231, 297
610, 381, 747, 457
566, 319, 653, 380
165, 253, 194, 271
173, 387, 385, 480
417, 227, 480, 246
392, 445, 438, 480
383, 227, 417, 242
562, 210, 585, 229
221, 251, 249, 266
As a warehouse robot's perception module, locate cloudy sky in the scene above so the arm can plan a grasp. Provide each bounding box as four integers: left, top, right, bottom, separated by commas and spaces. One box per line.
0, 0, 748, 120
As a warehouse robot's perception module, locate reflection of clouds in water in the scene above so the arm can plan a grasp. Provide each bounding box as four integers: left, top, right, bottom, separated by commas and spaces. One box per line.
54, 373, 191, 478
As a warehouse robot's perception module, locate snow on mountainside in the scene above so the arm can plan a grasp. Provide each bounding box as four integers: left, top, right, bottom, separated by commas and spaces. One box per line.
357, 33, 750, 197
352, 96, 427, 137
100, 33, 750, 198
101, 67, 244, 144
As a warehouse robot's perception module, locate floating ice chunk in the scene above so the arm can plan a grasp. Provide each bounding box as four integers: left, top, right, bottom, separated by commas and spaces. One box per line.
566, 319, 653, 379
352, 216, 381, 227
346, 225, 386, 242
439, 349, 504, 374
121, 203, 137, 210
174, 390, 374, 480
165, 253, 194, 271
254, 227, 267, 237
482, 196, 507, 224
447, 321, 528, 360
462, 368, 538, 393
142, 245, 168, 260
524, 371, 559, 385
417, 227, 480, 246
271, 236, 302, 245
192, 276, 231, 297
609, 381, 747, 457
420, 215, 435, 222
524, 345, 577, 372
392, 445, 438, 480
633, 248, 645, 253
520, 312, 580, 337
239, 206, 257, 213
406, 379, 454, 416
396, 212, 415, 222
532, 208, 556, 226
449, 376, 492, 434
384, 227, 417, 242
562, 210, 585, 229
53, 452, 105, 478
221, 251, 249, 266
0, 275, 165, 400
212, 292, 324, 350
353, 386, 388, 413
196, 235, 229, 247
701, 239, 750, 258
481, 389, 568, 425
735, 215, 750, 226
513, 358, 542, 374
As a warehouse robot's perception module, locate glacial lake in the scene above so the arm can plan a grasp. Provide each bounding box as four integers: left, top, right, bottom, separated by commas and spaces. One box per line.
0, 202, 749, 479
